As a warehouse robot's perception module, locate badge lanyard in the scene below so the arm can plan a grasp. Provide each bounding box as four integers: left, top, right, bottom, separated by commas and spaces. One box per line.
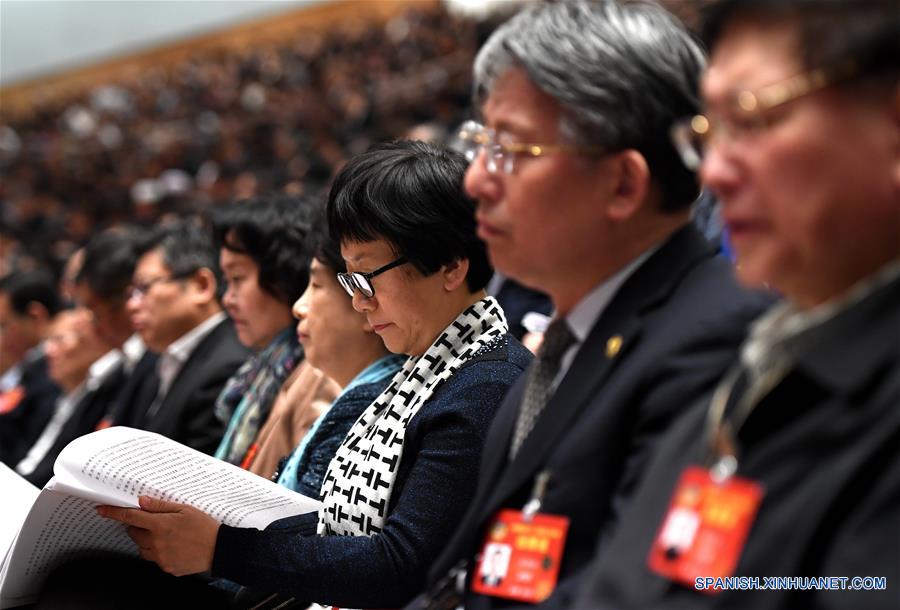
522, 470, 551, 521
647, 359, 792, 588
704, 359, 792, 481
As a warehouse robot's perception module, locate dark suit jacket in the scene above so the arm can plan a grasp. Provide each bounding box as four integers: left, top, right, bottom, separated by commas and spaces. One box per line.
579, 272, 900, 610
22, 363, 126, 487
126, 317, 249, 454
424, 225, 772, 610
0, 354, 61, 467
100, 350, 159, 429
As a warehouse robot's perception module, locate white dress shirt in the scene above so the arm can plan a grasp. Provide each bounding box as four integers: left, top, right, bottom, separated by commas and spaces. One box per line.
15, 348, 123, 477
552, 246, 659, 391
148, 311, 227, 418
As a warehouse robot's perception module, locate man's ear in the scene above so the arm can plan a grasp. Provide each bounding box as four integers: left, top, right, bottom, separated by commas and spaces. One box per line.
442, 258, 470, 292
602, 149, 650, 222
190, 268, 219, 305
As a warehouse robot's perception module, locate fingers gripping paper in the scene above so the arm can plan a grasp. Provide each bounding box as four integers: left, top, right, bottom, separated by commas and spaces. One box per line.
0, 427, 321, 608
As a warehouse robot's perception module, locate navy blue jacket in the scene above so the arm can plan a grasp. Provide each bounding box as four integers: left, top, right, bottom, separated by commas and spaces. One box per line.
290, 374, 396, 499
212, 333, 532, 608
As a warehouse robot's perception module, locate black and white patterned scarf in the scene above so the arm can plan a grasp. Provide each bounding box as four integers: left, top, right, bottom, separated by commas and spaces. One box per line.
317, 296, 507, 536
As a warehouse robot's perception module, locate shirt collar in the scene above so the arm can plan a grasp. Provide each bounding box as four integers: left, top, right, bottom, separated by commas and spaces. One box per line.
344, 354, 407, 394
563, 245, 660, 343
121, 333, 146, 369
86, 349, 123, 391
164, 311, 227, 365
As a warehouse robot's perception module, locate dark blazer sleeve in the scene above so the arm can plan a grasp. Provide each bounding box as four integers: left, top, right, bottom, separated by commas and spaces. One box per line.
212, 342, 531, 609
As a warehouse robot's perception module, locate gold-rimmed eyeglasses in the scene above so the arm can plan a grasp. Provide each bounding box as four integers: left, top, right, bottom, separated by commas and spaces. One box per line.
456, 120, 605, 175
671, 58, 859, 170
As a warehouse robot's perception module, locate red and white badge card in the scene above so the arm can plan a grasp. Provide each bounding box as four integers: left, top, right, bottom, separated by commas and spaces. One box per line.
0, 386, 25, 415
471, 509, 569, 603
647, 466, 764, 592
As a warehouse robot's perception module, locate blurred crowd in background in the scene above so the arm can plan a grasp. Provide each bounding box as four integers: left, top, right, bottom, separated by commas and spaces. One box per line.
0, 0, 709, 283
0, 4, 485, 279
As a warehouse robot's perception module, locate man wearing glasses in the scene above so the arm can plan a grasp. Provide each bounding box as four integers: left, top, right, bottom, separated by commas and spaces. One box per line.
415, 2, 770, 609
125, 221, 248, 454
579, 1, 899, 609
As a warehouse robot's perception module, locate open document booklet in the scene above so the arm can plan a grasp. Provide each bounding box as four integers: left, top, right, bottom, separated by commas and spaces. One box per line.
0, 426, 321, 609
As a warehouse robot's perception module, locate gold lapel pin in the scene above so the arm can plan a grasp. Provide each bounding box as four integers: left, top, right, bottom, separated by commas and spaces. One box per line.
606, 335, 623, 358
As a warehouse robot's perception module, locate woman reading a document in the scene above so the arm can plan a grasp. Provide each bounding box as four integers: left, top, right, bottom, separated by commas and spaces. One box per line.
39, 141, 530, 609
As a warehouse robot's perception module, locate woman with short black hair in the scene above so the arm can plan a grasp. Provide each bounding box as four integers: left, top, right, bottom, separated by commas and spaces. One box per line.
328, 139, 494, 295
96, 140, 532, 609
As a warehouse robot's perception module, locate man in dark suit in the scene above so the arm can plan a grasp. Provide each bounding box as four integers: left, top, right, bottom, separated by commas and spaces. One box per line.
74, 227, 158, 429
14, 307, 123, 487
125, 222, 249, 454
578, 1, 900, 609
0, 270, 63, 466
416, 3, 771, 609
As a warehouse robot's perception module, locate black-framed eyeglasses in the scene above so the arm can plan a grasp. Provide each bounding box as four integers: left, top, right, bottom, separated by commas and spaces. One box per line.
128, 272, 191, 300
670, 58, 859, 170
336, 257, 408, 299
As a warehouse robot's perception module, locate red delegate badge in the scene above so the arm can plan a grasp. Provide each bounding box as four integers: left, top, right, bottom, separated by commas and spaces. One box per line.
0, 386, 25, 415
647, 465, 764, 592
471, 509, 569, 603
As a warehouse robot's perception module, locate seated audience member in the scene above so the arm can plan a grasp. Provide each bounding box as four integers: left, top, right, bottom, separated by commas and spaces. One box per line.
14, 308, 121, 487
487, 273, 552, 342
210, 195, 338, 477
124, 221, 249, 453
275, 211, 406, 498
67, 141, 532, 610
74, 227, 156, 430
579, 1, 900, 609
418, 3, 771, 608
0, 271, 63, 466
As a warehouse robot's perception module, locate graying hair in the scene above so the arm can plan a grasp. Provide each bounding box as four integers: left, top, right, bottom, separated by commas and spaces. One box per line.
473, 0, 707, 211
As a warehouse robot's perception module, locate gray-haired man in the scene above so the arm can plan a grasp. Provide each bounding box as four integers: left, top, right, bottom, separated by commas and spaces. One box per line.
414, 2, 770, 609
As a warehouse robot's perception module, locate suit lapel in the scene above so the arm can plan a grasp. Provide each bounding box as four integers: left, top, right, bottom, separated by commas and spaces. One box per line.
130, 365, 161, 426
478, 225, 715, 519
112, 351, 157, 425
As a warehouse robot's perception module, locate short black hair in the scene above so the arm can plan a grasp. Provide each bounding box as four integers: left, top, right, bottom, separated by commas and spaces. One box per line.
0, 269, 63, 317
135, 220, 221, 289
327, 140, 492, 292
76, 227, 144, 301
211, 195, 314, 306
702, 0, 899, 86
309, 206, 346, 275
